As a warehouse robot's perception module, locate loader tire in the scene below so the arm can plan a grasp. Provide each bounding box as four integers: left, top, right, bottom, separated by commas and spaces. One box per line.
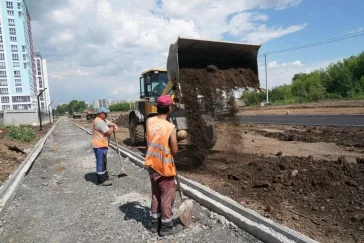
129, 117, 145, 145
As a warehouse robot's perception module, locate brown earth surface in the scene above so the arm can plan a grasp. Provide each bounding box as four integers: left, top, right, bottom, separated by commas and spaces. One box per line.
0, 124, 51, 185
73, 117, 364, 243
238, 100, 364, 116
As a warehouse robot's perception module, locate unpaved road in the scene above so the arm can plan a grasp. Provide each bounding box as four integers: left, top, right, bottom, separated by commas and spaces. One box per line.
236, 115, 364, 127
0, 119, 260, 243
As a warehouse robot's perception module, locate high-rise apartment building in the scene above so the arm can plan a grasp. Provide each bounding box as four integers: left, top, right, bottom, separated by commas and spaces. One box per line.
0, 0, 36, 110
35, 52, 50, 110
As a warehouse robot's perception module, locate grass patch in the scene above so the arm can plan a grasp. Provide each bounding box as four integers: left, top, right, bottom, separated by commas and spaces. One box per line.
5, 126, 35, 143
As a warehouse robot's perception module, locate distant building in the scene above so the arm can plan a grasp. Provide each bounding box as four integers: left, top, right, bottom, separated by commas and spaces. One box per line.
34, 52, 50, 111
0, 0, 37, 110
93, 100, 99, 109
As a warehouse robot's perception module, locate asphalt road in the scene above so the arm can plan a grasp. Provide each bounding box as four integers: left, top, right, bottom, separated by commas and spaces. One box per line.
0, 119, 260, 243
237, 115, 364, 127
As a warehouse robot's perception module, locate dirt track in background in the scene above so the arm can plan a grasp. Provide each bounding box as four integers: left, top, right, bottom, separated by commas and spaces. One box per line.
73, 116, 364, 243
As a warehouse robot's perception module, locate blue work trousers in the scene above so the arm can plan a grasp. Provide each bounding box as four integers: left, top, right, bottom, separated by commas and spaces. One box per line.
93, 147, 109, 183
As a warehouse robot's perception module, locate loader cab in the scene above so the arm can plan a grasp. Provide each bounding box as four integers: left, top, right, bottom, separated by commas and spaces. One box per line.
139, 69, 168, 99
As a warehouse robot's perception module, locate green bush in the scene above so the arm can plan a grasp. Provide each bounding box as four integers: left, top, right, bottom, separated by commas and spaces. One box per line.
6, 126, 35, 143
109, 102, 134, 112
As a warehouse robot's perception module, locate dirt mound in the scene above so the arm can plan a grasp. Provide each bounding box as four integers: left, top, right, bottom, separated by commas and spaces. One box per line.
179, 65, 258, 161
258, 126, 364, 148
116, 114, 129, 128
182, 154, 364, 243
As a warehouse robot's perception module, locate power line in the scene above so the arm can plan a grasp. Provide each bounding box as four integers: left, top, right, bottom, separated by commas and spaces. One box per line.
261, 30, 364, 56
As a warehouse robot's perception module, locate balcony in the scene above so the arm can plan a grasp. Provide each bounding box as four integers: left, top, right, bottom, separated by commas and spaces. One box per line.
11, 49, 18, 52
14, 74, 21, 77
1, 100, 9, 103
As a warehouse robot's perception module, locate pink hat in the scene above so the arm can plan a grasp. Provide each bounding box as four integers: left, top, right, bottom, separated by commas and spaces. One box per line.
157, 95, 173, 105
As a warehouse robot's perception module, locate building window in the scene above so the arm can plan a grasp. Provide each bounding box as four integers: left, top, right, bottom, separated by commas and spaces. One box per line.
14, 71, 20, 77
7, 10, 14, 16
18, 11, 22, 18
0, 36, 3, 43
2, 105, 10, 110
8, 19, 15, 26
0, 71, 6, 77
23, 63, 27, 69
17, 104, 24, 109
13, 62, 19, 67
16, 88, 22, 93
0, 45, 3, 51
6, 1, 13, 8
15, 79, 21, 86
17, 2, 21, 9
23, 54, 26, 61
0, 27, 2, 34
0, 79, 7, 86
38, 77, 43, 88
11, 44, 17, 52
9, 28, 16, 35
0, 63, 5, 69
22, 45, 25, 52
10, 36, 17, 42
0, 54, 4, 60
15, 96, 22, 100
12, 54, 19, 60
0, 88, 9, 94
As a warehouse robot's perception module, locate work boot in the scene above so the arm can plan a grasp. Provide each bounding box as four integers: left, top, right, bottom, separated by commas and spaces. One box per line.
159, 220, 183, 237
97, 180, 112, 186
150, 218, 160, 233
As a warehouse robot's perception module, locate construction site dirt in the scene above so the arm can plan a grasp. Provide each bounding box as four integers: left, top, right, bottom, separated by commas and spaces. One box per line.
73, 115, 364, 243
0, 124, 51, 185
179, 66, 259, 159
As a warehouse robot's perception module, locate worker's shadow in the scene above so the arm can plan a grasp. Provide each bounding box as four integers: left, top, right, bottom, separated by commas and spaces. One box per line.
119, 201, 151, 231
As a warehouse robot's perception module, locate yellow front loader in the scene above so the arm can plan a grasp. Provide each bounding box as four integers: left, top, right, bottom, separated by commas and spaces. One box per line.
128, 37, 260, 148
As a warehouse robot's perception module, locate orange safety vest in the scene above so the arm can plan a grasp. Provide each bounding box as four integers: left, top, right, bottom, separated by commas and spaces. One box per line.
92, 117, 109, 148
144, 116, 176, 177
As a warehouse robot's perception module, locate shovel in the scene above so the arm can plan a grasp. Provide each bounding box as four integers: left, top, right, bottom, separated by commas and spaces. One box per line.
175, 173, 194, 227
113, 131, 127, 176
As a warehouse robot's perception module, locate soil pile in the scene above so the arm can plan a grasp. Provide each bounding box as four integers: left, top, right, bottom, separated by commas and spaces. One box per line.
179, 65, 259, 160
182, 154, 364, 243
258, 126, 364, 148
116, 114, 129, 128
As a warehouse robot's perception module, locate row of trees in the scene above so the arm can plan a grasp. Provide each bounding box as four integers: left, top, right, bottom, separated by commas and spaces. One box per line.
243, 51, 364, 105
109, 102, 135, 112
55, 100, 135, 115
55, 100, 87, 115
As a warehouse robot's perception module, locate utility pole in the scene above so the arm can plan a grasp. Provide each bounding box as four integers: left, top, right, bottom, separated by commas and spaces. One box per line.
264, 54, 269, 104
48, 101, 53, 124
37, 88, 47, 131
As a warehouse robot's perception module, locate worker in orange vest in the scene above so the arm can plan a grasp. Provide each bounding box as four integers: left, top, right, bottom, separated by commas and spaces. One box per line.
144, 95, 183, 236
92, 107, 119, 186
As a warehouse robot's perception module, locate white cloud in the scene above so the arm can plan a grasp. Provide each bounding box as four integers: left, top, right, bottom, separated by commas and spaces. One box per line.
25, 0, 306, 104
349, 27, 363, 34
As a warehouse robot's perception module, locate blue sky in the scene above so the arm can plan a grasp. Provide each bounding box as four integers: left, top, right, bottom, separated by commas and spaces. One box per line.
258, 0, 363, 65
25, 0, 364, 104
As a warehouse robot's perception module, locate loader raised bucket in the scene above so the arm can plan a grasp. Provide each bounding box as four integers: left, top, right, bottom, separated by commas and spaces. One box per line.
167, 37, 261, 88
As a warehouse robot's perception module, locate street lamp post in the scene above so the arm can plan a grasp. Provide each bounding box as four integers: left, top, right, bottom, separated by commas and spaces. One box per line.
48, 101, 54, 124
264, 54, 269, 104
37, 88, 47, 131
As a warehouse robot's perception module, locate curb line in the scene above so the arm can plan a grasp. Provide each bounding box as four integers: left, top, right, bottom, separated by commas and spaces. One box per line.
71, 120, 318, 243
0, 119, 59, 218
